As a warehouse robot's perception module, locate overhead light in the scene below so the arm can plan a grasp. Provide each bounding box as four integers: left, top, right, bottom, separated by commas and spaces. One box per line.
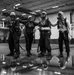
52, 6, 59, 8
35, 10, 41, 12
22, 13, 26, 16
22, 65, 27, 68
15, 3, 21, 6
2, 18, 6, 21
2, 61, 6, 64
2, 9, 6, 11
36, 68, 42, 71
30, 12, 36, 14
14, 3, 20, 9
1, 69, 7, 74
54, 71, 61, 74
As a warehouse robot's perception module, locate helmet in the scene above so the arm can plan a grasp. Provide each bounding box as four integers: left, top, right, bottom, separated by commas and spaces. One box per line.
10, 12, 16, 16
41, 11, 47, 19
58, 11, 65, 19
58, 11, 64, 15
41, 11, 47, 15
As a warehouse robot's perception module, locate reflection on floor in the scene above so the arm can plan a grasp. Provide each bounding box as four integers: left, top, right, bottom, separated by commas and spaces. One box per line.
0, 43, 74, 75
0, 54, 74, 75
0, 68, 70, 75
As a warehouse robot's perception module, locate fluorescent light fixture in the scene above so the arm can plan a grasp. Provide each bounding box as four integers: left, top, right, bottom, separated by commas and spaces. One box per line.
36, 68, 42, 71
15, 3, 20, 6
22, 65, 27, 68
36, 10, 41, 12
2, 18, 6, 20
30, 12, 36, 14
54, 71, 61, 74
52, 6, 59, 8
2, 9, 6, 11
2, 61, 6, 64
22, 13, 26, 16
1, 69, 7, 74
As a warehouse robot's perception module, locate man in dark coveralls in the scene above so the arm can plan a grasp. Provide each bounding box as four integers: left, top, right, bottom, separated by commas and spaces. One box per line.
20, 15, 37, 57
38, 11, 52, 57
7, 12, 21, 59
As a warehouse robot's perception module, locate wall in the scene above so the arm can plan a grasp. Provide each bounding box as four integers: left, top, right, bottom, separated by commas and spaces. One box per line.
71, 10, 74, 38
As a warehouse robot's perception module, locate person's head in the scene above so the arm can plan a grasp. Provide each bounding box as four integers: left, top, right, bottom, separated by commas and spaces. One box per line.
10, 12, 16, 21
41, 11, 47, 20
28, 15, 33, 21
57, 11, 65, 20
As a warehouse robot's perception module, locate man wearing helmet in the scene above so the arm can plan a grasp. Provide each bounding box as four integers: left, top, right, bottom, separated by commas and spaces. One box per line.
7, 12, 21, 59
19, 15, 37, 57
38, 11, 52, 57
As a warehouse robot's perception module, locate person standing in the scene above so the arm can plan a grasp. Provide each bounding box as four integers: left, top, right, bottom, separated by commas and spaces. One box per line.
38, 11, 51, 57
7, 12, 21, 59
20, 15, 37, 57
56, 11, 71, 60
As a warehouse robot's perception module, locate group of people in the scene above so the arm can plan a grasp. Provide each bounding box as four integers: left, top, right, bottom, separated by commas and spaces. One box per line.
6, 10, 71, 60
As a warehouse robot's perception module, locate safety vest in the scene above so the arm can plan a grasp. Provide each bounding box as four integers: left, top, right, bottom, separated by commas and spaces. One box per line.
57, 18, 68, 32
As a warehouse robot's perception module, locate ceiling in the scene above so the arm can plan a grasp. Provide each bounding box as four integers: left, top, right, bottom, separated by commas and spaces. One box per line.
0, 0, 74, 20
0, 0, 74, 12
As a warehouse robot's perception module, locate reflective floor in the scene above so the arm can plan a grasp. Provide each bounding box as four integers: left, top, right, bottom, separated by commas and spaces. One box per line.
0, 43, 74, 75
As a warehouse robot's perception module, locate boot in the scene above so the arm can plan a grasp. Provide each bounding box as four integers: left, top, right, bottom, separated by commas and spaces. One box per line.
27, 51, 32, 57
58, 53, 63, 58
38, 52, 44, 57
7, 53, 14, 56
13, 53, 20, 59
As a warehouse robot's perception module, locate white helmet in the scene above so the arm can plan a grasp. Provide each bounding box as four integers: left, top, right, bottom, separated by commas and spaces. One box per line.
41, 11, 47, 15
58, 11, 64, 15
58, 11, 65, 19
10, 12, 16, 16
28, 15, 32, 18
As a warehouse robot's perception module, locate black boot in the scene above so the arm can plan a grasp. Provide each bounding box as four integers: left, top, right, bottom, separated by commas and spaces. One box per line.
38, 52, 44, 57
46, 52, 52, 56
58, 53, 63, 58
14, 53, 20, 59
7, 53, 14, 56
27, 52, 32, 57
